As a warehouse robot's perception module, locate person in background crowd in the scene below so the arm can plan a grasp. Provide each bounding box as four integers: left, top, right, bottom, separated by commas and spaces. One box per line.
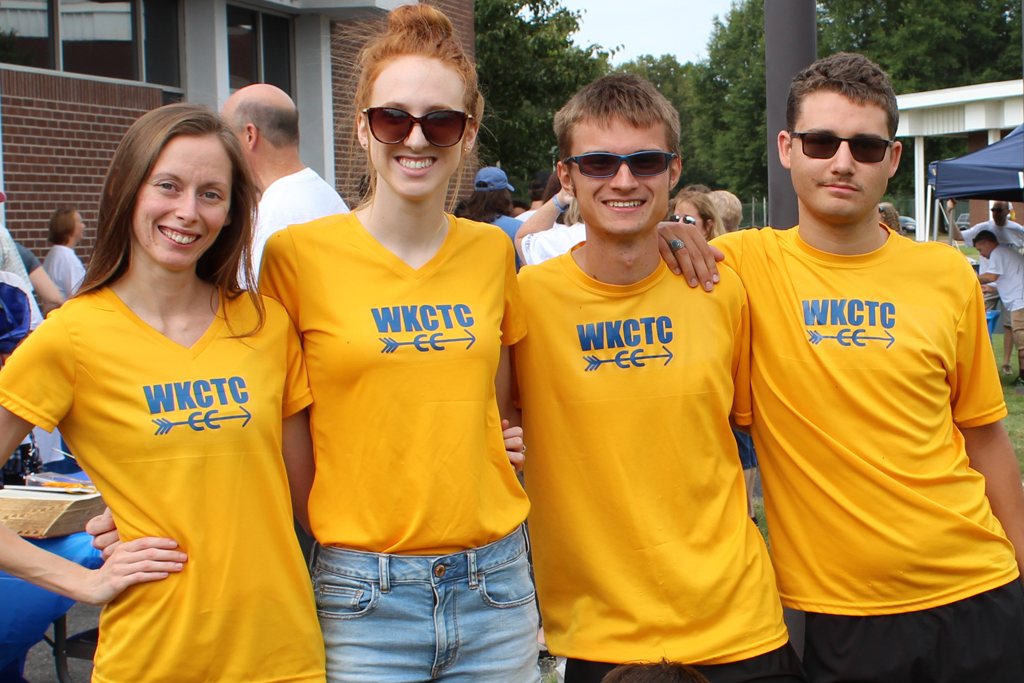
877, 202, 900, 232
14, 241, 63, 314
0, 103, 326, 683
953, 201, 1023, 247
514, 184, 586, 266
512, 197, 531, 217
0, 192, 36, 300
43, 207, 86, 299
517, 73, 800, 683
709, 190, 743, 233
514, 169, 588, 266
661, 52, 1024, 683
462, 166, 524, 268
517, 170, 553, 223
221, 83, 348, 278
680, 183, 711, 194
602, 661, 710, 683
953, 201, 1024, 375
973, 229, 1024, 387
671, 190, 724, 240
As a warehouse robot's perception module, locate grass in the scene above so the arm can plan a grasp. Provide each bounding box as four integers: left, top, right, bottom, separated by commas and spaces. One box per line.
991, 331, 1024, 477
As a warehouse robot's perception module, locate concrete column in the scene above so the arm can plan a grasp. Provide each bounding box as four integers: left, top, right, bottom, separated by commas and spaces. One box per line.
764, 0, 817, 230
914, 136, 925, 241
294, 14, 335, 185
183, 0, 230, 109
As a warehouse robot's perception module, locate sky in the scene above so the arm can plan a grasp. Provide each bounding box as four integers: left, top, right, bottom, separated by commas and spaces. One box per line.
560, 0, 739, 66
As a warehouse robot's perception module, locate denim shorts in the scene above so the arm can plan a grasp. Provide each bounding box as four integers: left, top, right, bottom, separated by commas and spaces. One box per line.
312, 525, 541, 683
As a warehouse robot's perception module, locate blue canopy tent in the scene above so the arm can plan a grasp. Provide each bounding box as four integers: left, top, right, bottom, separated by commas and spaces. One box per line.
924, 125, 1023, 239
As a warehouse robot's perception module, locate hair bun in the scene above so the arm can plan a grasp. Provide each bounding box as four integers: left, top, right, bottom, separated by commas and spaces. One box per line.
386, 4, 454, 43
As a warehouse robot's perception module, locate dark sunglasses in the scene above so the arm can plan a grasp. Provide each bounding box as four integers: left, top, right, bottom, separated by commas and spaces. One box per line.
790, 132, 894, 163
564, 151, 677, 178
363, 107, 472, 148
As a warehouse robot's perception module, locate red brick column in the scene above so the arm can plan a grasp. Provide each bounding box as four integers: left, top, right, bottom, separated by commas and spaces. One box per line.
1, 68, 163, 265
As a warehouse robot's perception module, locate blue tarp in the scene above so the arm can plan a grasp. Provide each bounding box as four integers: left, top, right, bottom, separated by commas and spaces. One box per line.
928, 125, 1023, 201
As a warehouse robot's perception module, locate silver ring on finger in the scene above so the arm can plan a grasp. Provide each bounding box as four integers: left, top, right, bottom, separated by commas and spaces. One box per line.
669, 238, 685, 253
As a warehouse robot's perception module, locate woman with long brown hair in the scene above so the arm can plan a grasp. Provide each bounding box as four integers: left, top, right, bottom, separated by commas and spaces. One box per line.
0, 103, 325, 683
259, 5, 539, 681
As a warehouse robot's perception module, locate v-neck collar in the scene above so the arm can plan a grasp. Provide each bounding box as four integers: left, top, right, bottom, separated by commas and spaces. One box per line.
99, 287, 225, 360
350, 213, 459, 281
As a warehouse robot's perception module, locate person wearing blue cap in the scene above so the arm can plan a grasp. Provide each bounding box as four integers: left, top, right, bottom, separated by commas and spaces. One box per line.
463, 167, 525, 270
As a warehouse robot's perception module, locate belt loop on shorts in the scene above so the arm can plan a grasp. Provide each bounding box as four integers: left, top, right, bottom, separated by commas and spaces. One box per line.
379, 555, 391, 594
467, 550, 479, 589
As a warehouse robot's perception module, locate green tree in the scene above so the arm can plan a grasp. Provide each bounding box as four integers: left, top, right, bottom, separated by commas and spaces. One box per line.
817, 0, 1023, 198
474, 0, 611, 187
818, 0, 1022, 93
688, 0, 767, 198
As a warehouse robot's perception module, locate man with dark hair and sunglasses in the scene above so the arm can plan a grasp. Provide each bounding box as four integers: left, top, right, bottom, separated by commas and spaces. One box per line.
514, 73, 804, 683
662, 52, 1024, 682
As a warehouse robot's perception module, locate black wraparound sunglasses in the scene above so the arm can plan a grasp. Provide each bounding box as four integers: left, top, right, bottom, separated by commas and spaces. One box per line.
363, 107, 472, 148
564, 151, 677, 178
790, 132, 894, 163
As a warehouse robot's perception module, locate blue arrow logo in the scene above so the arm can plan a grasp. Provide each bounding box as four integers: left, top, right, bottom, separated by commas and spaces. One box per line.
152, 407, 252, 436
379, 329, 477, 353
583, 346, 674, 371
807, 328, 895, 349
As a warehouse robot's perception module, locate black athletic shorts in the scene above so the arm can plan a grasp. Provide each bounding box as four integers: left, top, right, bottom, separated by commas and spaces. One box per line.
803, 579, 1024, 683
564, 642, 806, 683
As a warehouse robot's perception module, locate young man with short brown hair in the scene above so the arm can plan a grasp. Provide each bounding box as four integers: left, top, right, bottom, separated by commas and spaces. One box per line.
516, 73, 803, 683
665, 51, 1024, 682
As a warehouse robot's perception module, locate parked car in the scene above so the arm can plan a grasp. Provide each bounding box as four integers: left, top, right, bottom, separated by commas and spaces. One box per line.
899, 216, 916, 233
957, 212, 970, 230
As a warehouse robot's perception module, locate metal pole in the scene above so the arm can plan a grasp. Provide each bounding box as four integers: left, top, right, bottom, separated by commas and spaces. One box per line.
765, 0, 817, 230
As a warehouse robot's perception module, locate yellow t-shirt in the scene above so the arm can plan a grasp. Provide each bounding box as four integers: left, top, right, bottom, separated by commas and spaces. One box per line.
261, 212, 530, 555
0, 289, 324, 683
517, 251, 788, 665
714, 226, 1018, 615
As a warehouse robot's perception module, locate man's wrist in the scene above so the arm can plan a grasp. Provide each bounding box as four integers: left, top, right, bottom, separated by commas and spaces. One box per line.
552, 194, 569, 213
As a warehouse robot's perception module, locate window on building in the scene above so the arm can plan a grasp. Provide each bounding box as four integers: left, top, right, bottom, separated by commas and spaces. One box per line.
0, 0, 54, 69
227, 4, 291, 95
141, 0, 178, 88
61, 0, 137, 81
0, 0, 179, 87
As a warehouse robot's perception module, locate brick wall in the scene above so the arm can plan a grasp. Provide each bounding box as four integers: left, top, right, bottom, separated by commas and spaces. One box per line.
1, 68, 163, 266
331, 0, 478, 209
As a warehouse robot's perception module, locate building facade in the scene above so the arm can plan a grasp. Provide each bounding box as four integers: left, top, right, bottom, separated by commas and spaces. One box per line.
0, 0, 476, 262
